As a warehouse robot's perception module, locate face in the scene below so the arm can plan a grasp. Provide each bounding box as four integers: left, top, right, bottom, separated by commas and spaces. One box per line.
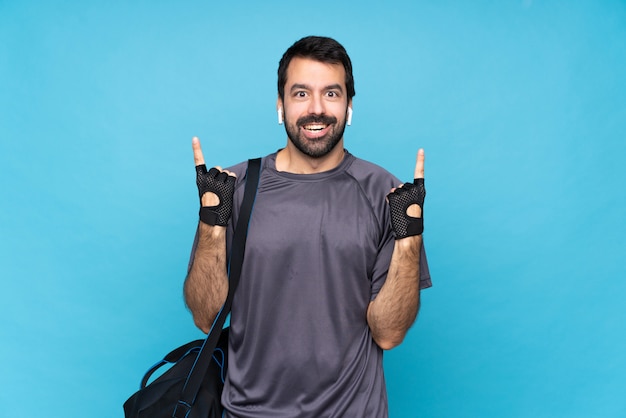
279, 57, 351, 159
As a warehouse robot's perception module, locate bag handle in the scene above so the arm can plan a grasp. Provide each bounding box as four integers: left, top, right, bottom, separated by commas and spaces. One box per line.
173, 158, 262, 418
140, 339, 204, 389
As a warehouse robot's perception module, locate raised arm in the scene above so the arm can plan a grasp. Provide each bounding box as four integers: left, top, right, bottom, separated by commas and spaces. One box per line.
183, 137, 236, 333
367, 149, 426, 350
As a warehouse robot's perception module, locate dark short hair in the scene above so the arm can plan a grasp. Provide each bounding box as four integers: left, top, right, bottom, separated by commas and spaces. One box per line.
277, 36, 355, 101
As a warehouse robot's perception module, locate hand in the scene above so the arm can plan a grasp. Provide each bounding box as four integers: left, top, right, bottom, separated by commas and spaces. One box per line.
192, 137, 237, 226
387, 149, 426, 239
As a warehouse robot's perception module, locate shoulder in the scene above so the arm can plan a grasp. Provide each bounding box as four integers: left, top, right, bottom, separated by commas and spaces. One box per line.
226, 153, 273, 188
344, 153, 400, 191
225, 160, 250, 179
342, 153, 398, 227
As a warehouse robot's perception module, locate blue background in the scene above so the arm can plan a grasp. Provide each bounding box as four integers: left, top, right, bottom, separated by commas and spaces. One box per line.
1, 1, 625, 417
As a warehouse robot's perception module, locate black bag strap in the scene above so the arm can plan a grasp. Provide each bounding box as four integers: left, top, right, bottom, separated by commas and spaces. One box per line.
174, 158, 262, 418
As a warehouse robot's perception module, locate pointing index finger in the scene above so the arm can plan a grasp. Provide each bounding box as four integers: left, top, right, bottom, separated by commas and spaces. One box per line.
192, 136, 205, 167
414, 149, 425, 180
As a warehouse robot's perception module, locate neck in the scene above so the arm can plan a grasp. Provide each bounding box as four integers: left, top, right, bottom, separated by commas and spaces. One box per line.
275, 140, 345, 174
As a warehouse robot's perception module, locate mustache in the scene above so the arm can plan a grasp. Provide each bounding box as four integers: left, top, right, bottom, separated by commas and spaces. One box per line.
296, 114, 337, 127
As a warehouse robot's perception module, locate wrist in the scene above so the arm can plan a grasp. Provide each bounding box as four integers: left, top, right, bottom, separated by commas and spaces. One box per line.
395, 234, 422, 251
198, 220, 227, 239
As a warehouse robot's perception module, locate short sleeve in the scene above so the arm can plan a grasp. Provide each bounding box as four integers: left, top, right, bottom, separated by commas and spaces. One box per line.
370, 232, 432, 301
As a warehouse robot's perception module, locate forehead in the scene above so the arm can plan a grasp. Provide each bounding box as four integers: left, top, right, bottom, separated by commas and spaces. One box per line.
285, 57, 346, 89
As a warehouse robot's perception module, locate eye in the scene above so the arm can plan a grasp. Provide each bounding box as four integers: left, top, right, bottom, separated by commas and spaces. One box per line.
294, 91, 307, 98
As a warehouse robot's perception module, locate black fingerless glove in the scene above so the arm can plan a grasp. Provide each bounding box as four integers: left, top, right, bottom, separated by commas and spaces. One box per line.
387, 178, 426, 239
196, 165, 236, 226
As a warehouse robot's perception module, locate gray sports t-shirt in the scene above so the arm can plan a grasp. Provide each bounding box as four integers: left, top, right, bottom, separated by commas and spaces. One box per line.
192, 150, 431, 418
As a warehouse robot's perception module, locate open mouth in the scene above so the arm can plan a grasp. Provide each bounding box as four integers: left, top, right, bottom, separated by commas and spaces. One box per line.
296, 115, 337, 138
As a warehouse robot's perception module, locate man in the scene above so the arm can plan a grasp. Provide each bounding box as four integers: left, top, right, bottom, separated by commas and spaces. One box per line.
185, 36, 431, 417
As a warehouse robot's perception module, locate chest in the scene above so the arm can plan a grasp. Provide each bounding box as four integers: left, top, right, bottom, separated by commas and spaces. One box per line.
246, 179, 382, 262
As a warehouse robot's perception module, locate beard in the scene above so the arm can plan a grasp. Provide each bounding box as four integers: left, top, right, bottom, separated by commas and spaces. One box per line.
284, 113, 347, 158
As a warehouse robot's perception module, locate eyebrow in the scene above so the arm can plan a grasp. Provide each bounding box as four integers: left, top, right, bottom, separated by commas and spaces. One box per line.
290, 83, 345, 93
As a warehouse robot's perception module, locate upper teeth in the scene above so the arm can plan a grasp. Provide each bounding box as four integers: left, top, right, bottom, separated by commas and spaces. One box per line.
305, 124, 325, 130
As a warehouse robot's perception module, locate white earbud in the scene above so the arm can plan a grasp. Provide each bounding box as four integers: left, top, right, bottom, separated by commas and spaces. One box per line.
278, 108, 284, 125
346, 107, 353, 126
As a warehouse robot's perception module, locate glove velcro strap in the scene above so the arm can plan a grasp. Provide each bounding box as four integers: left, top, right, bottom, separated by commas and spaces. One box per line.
406, 217, 424, 236
199, 206, 220, 226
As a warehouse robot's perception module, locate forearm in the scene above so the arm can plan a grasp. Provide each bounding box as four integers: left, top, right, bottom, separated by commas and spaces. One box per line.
367, 235, 422, 350
183, 222, 229, 333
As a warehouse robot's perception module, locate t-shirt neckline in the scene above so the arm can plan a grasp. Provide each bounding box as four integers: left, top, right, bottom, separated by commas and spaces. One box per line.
265, 149, 355, 181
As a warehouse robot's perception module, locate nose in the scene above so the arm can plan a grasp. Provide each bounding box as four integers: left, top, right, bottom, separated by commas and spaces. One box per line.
307, 93, 325, 115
